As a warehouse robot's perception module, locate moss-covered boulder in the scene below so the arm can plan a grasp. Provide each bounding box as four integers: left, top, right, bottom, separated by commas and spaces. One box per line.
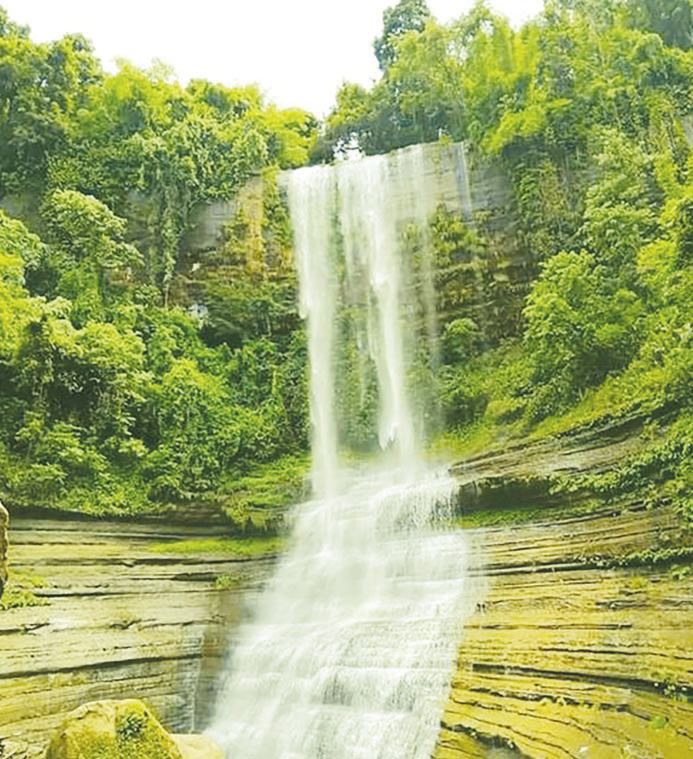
0, 501, 8, 599
45, 700, 183, 759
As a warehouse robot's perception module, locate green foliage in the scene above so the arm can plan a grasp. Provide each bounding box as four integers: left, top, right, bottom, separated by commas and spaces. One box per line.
150, 535, 283, 557
348, 3, 692, 451
0, 212, 42, 349
38, 190, 141, 323
0, 14, 316, 299
551, 412, 693, 524
374, 0, 432, 72
0, 584, 46, 610
0, 9, 312, 519
626, 0, 693, 50
116, 711, 145, 740
0, 29, 100, 193
214, 573, 239, 590
524, 251, 643, 416
0, 209, 306, 516
144, 358, 241, 500
0, 570, 47, 610
438, 365, 489, 428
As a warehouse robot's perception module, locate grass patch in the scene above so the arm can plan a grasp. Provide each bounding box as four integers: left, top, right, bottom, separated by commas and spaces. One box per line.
0, 570, 48, 610
454, 497, 605, 529
216, 453, 309, 526
149, 535, 284, 557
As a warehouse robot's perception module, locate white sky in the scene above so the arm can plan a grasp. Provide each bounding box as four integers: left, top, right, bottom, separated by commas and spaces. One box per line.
2, 0, 544, 117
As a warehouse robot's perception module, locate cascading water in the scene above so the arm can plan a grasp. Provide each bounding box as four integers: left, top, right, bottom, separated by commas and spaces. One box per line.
209, 146, 475, 759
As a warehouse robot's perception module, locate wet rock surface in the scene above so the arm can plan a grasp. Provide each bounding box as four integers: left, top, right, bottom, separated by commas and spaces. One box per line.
0, 517, 274, 753
437, 423, 693, 759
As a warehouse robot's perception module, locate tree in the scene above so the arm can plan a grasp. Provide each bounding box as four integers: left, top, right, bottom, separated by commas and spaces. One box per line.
387, 21, 465, 142
524, 251, 642, 413
0, 211, 42, 351
41, 190, 140, 323
0, 29, 100, 193
626, 0, 693, 50
373, 0, 432, 72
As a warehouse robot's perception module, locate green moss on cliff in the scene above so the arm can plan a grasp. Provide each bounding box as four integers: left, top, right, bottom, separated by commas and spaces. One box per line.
150, 535, 283, 557
0, 570, 47, 610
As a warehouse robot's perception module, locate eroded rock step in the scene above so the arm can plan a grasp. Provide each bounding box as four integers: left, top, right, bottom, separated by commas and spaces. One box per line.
0, 517, 275, 751
436, 502, 693, 759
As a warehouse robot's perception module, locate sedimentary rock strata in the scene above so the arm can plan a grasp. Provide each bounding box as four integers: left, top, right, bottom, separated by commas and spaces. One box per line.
0, 517, 274, 753
437, 429, 693, 759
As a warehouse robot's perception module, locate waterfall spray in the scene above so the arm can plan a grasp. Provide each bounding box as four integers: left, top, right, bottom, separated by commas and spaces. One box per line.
209, 146, 475, 759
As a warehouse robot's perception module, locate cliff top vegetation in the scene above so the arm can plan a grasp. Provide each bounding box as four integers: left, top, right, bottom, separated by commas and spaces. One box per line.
3, 0, 693, 528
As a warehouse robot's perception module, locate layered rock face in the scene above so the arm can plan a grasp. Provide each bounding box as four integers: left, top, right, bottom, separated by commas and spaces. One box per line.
181, 143, 529, 344
2, 434, 691, 759
0, 517, 274, 753
436, 427, 693, 759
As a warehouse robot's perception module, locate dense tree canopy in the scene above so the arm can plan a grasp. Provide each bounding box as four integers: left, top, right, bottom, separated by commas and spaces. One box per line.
374, 0, 432, 72
325, 0, 693, 474
4, 0, 693, 520
0, 7, 311, 520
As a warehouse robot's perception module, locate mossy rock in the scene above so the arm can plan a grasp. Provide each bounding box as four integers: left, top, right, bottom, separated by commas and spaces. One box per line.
0, 501, 8, 599
46, 700, 183, 759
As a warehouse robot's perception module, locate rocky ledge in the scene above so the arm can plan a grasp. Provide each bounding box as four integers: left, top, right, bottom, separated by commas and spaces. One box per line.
437, 421, 693, 759
0, 516, 275, 755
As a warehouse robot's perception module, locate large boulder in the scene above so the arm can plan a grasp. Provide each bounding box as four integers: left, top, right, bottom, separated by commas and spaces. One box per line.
0, 500, 8, 599
171, 734, 225, 759
45, 700, 224, 759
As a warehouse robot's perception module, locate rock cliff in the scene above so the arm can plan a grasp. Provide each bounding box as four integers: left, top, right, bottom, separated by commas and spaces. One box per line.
2, 424, 691, 758
180, 143, 530, 344
436, 425, 693, 759
0, 516, 275, 754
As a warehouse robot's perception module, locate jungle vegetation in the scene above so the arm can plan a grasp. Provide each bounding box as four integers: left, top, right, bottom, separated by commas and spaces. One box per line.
3, 0, 693, 523
0, 6, 314, 520
322, 0, 693, 520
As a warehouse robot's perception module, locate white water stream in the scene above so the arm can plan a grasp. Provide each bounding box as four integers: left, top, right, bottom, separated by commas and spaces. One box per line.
209, 146, 474, 759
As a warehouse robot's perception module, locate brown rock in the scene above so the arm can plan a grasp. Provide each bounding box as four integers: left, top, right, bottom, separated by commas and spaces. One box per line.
45, 699, 183, 759
172, 734, 225, 759
0, 500, 8, 599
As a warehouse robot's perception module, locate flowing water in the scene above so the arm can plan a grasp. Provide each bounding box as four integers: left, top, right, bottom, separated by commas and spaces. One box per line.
209, 146, 475, 759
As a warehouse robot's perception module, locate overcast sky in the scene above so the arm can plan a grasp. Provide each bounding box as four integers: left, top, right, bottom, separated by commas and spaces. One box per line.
3, 0, 545, 117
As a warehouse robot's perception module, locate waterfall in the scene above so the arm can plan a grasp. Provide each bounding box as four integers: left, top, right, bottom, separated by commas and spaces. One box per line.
208, 146, 475, 759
